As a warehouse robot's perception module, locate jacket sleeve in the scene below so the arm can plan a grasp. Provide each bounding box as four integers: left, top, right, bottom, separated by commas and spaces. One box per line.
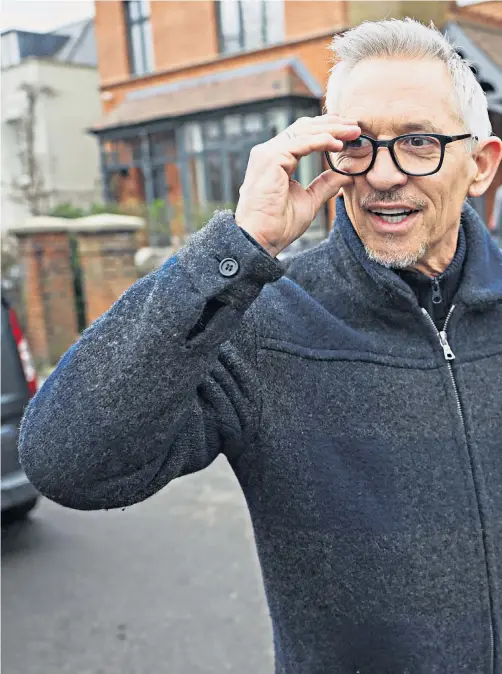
18, 212, 284, 511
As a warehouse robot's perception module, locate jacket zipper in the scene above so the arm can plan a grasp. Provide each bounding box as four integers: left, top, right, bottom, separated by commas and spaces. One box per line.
421, 305, 495, 673
431, 277, 443, 305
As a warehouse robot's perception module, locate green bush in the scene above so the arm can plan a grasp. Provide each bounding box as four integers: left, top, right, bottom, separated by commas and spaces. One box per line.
88, 202, 128, 215
45, 199, 236, 242
46, 201, 140, 218
47, 203, 85, 219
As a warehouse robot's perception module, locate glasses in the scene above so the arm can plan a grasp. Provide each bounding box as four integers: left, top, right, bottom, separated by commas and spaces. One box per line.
325, 133, 476, 177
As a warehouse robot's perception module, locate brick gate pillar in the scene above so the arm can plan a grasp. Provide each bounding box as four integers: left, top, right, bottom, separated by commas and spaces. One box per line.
73, 214, 143, 326
9, 217, 79, 367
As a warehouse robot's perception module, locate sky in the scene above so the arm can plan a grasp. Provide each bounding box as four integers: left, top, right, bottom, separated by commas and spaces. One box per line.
0, 0, 487, 33
1, 0, 94, 33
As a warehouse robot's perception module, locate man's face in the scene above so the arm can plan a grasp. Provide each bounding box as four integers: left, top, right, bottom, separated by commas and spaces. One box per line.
336, 58, 478, 273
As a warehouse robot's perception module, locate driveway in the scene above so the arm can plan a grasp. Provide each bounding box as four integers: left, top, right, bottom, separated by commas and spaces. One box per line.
2, 457, 274, 674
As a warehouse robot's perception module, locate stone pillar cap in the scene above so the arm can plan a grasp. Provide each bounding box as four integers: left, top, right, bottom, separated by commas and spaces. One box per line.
9, 216, 71, 235
72, 214, 144, 233
9, 214, 145, 235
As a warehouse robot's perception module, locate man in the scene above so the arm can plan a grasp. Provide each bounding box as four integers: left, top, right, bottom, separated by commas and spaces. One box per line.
19, 18, 502, 674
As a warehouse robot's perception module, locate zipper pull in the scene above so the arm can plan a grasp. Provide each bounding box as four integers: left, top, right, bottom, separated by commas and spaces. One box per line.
439, 331, 455, 360
431, 278, 442, 304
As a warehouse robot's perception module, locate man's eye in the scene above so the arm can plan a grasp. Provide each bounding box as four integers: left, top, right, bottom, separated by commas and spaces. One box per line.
408, 136, 432, 147
345, 138, 371, 150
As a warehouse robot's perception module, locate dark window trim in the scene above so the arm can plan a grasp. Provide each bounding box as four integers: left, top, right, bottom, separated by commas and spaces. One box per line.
260, 0, 268, 45
237, 1, 245, 50
98, 97, 319, 173
123, 0, 154, 76
216, 0, 280, 55
93, 95, 319, 140
99, 97, 324, 235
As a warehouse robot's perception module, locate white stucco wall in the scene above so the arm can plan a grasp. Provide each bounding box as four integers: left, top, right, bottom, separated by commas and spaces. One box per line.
1, 58, 102, 230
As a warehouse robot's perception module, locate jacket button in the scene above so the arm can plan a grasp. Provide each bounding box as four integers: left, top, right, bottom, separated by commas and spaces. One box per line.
219, 258, 239, 277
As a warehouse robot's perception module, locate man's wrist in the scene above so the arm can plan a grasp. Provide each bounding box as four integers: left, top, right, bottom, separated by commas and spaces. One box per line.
236, 224, 282, 258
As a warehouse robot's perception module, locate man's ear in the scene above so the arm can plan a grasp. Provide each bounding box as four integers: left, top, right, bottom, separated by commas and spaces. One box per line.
468, 136, 502, 198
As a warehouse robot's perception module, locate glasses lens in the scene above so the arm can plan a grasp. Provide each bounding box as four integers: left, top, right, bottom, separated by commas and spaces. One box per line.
328, 136, 373, 175
394, 135, 442, 175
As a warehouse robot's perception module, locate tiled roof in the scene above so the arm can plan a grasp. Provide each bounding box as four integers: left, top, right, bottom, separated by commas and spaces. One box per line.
91, 57, 322, 133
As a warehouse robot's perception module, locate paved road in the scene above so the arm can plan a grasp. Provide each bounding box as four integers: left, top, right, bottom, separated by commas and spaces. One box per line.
2, 458, 274, 674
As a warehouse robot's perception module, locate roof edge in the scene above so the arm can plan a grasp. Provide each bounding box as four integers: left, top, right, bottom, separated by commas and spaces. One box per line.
98, 27, 346, 92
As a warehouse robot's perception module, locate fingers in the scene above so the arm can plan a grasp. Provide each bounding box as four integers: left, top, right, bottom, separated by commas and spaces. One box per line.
248, 134, 333, 176
247, 115, 360, 176
285, 132, 349, 154
280, 127, 360, 170
292, 114, 359, 130
287, 114, 360, 138
280, 119, 360, 142
272, 116, 361, 160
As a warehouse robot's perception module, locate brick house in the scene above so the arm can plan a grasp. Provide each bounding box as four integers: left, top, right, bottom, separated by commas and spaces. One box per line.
446, 1, 502, 222
90, 0, 502, 242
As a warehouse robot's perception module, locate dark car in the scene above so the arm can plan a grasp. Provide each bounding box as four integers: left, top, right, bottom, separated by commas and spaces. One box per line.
1, 291, 39, 524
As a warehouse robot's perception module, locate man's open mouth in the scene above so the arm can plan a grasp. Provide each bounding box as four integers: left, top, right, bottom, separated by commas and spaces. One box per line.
368, 208, 419, 224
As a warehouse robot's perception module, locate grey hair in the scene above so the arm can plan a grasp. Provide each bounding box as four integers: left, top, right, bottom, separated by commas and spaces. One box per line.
326, 18, 492, 141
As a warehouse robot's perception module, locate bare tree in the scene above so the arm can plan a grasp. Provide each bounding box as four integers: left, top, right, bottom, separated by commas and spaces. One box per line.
8, 83, 56, 216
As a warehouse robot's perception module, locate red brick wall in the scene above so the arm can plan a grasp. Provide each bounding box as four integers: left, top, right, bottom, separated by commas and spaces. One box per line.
95, 0, 344, 100
99, 34, 337, 117
93, 0, 347, 229
285, 1, 347, 39
77, 230, 139, 325
94, 1, 131, 86
151, 1, 219, 71
18, 233, 79, 366
14, 225, 143, 364
165, 162, 185, 239
19, 238, 49, 365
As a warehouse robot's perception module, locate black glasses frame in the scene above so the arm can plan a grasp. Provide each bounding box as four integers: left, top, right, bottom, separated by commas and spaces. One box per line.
324, 133, 476, 177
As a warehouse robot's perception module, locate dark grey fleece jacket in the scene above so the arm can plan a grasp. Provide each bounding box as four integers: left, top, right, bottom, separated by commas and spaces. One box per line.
19, 198, 502, 674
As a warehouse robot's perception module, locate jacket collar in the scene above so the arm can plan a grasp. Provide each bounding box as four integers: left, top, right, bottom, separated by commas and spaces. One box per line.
397, 225, 466, 288
330, 197, 502, 310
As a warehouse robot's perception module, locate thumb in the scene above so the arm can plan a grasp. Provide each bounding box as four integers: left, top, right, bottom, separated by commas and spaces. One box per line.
307, 170, 353, 212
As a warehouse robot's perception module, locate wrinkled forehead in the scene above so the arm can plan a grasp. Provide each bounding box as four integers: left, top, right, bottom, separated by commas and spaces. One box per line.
336, 57, 462, 136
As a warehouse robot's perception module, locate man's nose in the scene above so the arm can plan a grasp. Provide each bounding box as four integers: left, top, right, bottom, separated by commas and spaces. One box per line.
365, 147, 408, 190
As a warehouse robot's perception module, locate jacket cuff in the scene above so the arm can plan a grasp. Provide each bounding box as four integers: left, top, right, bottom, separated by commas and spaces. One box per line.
176, 210, 284, 308
239, 227, 273, 257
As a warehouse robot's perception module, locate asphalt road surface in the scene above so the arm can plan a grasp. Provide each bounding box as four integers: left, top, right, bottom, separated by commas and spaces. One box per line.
2, 457, 274, 674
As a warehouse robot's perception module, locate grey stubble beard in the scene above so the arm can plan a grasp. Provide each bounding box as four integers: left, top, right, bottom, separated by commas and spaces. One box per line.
359, 192, 429, 270
364, 234, 428, 270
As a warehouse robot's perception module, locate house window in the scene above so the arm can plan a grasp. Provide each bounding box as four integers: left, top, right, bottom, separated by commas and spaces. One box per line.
124, 0, 155, 76
99, 101, 324, 243
217, 0, 284, 55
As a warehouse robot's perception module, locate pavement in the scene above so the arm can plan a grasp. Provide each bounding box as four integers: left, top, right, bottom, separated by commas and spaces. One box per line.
2, 457, 274, 674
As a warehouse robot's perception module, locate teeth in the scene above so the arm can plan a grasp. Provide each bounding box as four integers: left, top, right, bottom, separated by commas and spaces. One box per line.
376, 213, 409, 224
371, 208, 412, 215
